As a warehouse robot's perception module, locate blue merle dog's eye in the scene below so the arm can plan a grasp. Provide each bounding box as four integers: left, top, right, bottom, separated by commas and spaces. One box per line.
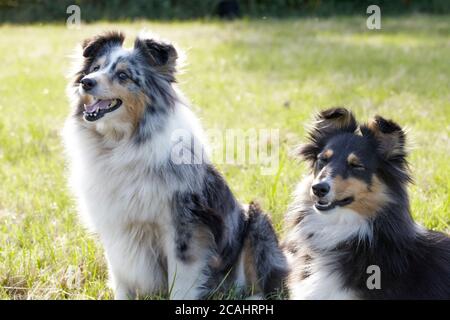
92, 65, 100, 72
118, 72, 128, 81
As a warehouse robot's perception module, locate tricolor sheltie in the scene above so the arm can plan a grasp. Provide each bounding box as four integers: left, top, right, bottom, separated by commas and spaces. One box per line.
63, 31, 287, 300
284, 108, 450, 299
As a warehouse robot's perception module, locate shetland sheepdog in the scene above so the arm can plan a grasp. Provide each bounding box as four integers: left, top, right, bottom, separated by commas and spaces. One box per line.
63, 31, 287, 299
284, 108, 450, 299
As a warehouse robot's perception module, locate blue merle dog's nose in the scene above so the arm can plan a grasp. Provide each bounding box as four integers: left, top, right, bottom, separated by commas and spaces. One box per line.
81, 77, 97, 91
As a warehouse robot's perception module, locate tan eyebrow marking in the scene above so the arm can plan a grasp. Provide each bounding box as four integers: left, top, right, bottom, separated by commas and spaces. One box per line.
347, 153, 361, 165
323, 149, 334, 159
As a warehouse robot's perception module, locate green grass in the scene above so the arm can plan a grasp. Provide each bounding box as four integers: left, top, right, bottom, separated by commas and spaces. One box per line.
0, 15, 449, 299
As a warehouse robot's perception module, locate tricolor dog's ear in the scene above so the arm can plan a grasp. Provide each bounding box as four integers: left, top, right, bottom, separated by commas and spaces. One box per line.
298, 107, 357, 163
313, 107, 357, 134
82, 31, 125, 58
134, 37, 178, 81
367, 116, 407, 160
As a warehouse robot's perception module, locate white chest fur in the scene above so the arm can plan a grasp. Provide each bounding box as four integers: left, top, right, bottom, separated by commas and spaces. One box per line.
63, 104, 208, 298
289, 255, 358, 300
287, 205, 370, 300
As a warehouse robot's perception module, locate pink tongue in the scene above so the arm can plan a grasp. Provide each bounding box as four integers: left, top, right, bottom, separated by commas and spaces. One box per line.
84, 99, 113, 113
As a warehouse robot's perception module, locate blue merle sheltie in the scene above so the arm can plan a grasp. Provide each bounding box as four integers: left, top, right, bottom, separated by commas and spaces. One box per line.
284, 107, 450, 299
63, 31, 287, 299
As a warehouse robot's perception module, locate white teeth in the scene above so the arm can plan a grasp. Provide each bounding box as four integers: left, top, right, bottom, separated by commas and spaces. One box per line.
83, 111, 97, 118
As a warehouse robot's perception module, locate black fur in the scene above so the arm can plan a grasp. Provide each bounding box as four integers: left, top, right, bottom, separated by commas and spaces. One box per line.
246, 202, 289, 297
335, 209, 450, 299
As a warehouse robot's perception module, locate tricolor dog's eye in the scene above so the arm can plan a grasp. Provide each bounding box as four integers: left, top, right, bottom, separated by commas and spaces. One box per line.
92, 65, 100, 72
347, 154, 365, 170
316, 149, 333, 169
317, 155, 328, 168
349, 162, 365, 170
118, 72, 128, 81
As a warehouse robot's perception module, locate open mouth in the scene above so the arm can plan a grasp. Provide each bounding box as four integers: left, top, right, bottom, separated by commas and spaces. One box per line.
314, 197, 354, 212
83, 98, 122, 122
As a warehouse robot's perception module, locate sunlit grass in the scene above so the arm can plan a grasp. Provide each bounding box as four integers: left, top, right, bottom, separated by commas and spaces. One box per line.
0, 15, 449, 299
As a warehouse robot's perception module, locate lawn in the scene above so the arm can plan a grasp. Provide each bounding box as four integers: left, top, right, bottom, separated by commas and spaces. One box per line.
0, 15, 449, 299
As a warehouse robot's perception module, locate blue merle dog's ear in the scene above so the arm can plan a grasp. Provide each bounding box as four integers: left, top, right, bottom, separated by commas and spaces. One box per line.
82, 31, 125, 58
297, 107, 357, 163
134, 37, 178, 81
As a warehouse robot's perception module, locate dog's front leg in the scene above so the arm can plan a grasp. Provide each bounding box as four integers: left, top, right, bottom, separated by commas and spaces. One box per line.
112, 281, 134, 300
104, 231, 167, 300
107, 260, 135, 300
166, 237, 209, 300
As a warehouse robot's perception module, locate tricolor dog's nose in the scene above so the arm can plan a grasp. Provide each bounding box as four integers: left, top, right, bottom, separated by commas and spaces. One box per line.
81, 77, 96, 91
312, 182, 330, 198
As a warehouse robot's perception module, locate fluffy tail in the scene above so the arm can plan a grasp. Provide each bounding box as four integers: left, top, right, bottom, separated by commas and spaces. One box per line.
244, 201, 289, 298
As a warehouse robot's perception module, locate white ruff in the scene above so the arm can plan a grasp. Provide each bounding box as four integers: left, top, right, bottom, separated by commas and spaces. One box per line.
289, 208, 370, 300
289, 256, 359, 300
286, 179, 373, 300
298, 206, 373, 251
63, 102, 209, 299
